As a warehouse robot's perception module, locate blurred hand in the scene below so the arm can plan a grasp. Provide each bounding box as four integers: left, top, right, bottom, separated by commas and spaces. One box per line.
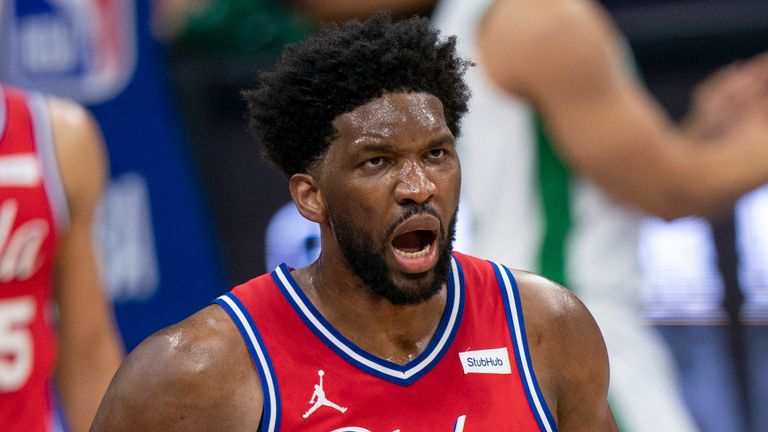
685, 52, 768, 140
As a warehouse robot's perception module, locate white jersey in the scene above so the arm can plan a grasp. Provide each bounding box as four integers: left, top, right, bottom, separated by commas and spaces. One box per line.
433, 2, 698, 431
433, 0, 643, 307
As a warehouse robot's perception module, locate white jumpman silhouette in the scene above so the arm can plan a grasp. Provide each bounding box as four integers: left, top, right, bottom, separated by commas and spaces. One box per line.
302, 370, 348, 419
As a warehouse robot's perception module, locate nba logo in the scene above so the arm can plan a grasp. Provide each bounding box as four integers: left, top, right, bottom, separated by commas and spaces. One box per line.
0, 0, 137, 103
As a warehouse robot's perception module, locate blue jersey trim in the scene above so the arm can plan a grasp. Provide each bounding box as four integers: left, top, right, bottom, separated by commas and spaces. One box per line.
270, 255, 465, 386
491, 262, 557, 432
214, 293, 282, 431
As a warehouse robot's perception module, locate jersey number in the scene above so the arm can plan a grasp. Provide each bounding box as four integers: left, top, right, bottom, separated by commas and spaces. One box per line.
0, 296, 35, 391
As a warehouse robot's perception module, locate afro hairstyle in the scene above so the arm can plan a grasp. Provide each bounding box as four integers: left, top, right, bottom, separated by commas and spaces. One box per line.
243, 11, 472, 177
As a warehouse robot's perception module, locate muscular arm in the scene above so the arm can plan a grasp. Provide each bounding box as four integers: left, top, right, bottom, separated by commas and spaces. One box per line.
48, 98, 123, 432
91, 305, 263, 431
479, 0, 768, 220
516, 271, 617, 431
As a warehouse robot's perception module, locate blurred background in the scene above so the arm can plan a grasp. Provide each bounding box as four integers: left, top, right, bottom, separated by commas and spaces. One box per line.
605, 2, 768, 431
1, 0, 766, 430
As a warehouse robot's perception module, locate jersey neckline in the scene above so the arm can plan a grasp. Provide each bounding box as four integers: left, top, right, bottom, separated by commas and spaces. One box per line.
270, 255, 465, 386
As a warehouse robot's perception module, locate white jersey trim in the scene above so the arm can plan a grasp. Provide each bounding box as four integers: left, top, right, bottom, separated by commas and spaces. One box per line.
272, 256, 463, 384
27, 93, 69, 233
491, 261, 557, 432
215, 293, 280, 432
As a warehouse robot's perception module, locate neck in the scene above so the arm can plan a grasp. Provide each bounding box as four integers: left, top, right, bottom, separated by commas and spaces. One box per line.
291, 253, 448, 365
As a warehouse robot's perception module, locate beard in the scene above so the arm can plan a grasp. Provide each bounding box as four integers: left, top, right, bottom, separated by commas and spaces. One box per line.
328, 204, 457, 306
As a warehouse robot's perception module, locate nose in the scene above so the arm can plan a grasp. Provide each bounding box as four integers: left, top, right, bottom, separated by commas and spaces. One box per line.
394, 161, 436, 205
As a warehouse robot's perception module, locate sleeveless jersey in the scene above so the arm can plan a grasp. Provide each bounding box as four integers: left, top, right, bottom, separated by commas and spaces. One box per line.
432, 0, 643, 305
0, 85, 67, 432
215, 252, 557, 431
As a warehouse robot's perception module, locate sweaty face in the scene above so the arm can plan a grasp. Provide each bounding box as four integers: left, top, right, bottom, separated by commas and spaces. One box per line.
320, 92, 461, 305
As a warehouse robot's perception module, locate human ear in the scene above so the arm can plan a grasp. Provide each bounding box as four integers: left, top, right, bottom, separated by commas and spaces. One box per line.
289, 173, 326, 223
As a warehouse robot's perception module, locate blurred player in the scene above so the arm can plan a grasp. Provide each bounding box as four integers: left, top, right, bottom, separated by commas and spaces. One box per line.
0, 84, 123, 431
433, 0, 768, 430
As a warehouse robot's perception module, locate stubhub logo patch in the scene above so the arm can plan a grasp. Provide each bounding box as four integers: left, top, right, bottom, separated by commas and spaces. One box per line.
459, 348, 512, 375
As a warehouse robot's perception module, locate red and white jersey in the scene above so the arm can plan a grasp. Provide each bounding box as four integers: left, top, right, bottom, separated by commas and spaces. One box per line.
0, 85, 68, 432
216, 252, 557, 431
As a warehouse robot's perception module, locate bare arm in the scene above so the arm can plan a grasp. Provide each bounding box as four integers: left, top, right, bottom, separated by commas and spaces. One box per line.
516, 271, 617, 431
48, 98, 124, 432
91, 305, 262, 431
479, 0, 768, 220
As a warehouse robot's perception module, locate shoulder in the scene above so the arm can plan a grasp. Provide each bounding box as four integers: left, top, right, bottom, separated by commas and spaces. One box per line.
512, 270, 611, 420
479, 0, 621, 96
46, 97, 108, 214
92, 304, 263, 431
512, 269, 606, 362
47, 97, 105, 162
512, 269, 590, 325
481, 0, 614, 59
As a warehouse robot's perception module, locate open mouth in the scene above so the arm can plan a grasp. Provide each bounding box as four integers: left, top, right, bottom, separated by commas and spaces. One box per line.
392, 230, 437, 258
390, 213, 440, 274
388, 213, 441, 273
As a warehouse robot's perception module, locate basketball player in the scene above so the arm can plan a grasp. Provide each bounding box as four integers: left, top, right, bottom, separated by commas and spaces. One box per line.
0, 84, 123, 431
431, 0, 768, 430
91, 14, 617, 431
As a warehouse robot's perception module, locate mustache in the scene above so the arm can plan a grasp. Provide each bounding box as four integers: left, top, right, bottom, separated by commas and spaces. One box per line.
384, 204, 443, 240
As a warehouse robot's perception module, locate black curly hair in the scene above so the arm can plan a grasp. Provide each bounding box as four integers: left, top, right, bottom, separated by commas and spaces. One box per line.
243, 11, 472, 177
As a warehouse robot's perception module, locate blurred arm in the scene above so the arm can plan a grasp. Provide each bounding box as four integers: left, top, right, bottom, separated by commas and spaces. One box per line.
48, 98, 124, 432
479, 0, 768, 220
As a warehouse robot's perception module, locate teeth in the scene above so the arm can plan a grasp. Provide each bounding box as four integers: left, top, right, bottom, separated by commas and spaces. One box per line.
394, 243, 431, 259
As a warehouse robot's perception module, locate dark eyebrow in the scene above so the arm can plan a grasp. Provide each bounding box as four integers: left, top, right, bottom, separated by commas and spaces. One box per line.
352, 131, 454, 154
355, 141, 398, 154
425, 132, 455, 148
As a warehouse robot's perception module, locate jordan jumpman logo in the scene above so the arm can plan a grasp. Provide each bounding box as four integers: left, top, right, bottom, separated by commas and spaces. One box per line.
302, 370, 348, 419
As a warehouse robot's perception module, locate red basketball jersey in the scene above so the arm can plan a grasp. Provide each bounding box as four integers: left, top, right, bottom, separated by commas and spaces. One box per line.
0, 85, 67, 432
216, 252, 557, 431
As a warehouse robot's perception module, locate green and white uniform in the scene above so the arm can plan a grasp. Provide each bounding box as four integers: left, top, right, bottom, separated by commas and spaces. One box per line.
433, 1, 697, 430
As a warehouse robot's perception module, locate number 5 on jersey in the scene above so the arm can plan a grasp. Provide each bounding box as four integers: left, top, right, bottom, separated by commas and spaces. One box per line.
0, 296, 35, 391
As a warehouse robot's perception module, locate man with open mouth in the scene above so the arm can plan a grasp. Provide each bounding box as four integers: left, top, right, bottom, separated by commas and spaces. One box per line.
92, 12, 618, 432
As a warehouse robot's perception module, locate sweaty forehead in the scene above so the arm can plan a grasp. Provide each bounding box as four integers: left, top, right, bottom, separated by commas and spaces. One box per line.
333, 92, 447, 140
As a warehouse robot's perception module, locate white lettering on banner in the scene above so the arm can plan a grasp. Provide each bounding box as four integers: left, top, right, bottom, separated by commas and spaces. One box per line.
19, 14, 77, 74
96, 174, 159, 301
458, 347, 512, 375
4, 0, 138, 104
0, 296, 36, 392
0, 200, 48, 282
0, 155, 41, 187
